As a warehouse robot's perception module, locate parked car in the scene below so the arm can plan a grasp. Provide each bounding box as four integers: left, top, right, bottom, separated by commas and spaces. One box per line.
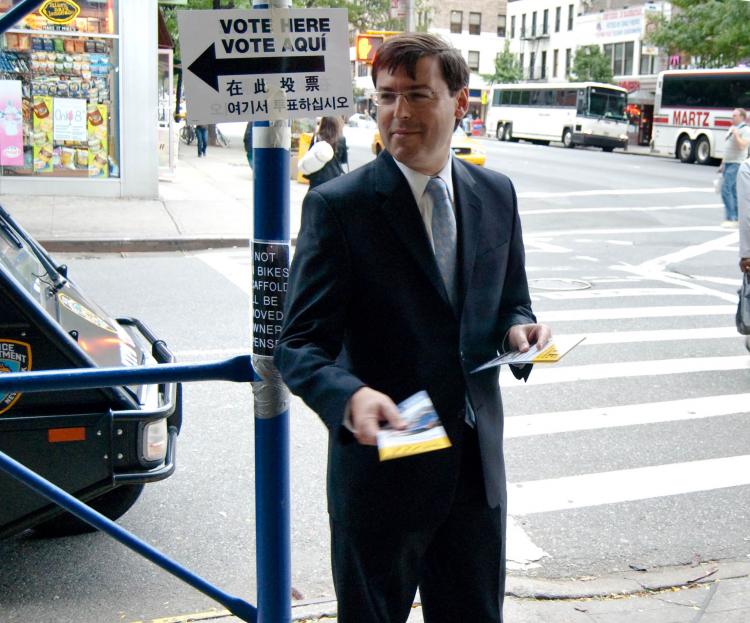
371, 127, 486, 167
0, 205, 181, 538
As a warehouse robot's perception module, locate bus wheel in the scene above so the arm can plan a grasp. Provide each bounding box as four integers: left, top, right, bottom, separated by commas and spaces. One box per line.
602, 146, 614, 152
677, 135, 695, 163
503, 124, 513, 142
562, 129, 575, 148
695, 136, 712, 165
496, 124, 504, 141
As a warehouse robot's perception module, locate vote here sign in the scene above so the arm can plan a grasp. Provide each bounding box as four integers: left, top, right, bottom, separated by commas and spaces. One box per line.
177, 9, 354, 124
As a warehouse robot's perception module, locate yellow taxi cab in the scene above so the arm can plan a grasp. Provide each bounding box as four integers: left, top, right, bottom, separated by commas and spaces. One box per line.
371, 127, 486, 167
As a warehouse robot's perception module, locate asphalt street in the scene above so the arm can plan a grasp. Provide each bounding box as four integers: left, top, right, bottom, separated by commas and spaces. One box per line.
1, 130, 748, 622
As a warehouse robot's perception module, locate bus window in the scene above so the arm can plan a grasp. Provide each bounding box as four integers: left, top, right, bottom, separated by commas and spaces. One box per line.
542, 90, 556, 106
577, 90, 586, 115
510, 90, 520, 105
560, 90, 577, 106
588, 88, 627, 120
519, 90, 530, 105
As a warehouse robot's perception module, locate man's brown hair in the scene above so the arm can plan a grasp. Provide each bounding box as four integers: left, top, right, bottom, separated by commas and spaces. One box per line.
371, 33, 470, 95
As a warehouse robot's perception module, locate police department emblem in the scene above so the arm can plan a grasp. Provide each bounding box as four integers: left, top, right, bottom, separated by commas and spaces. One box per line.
0, 340, 32, 415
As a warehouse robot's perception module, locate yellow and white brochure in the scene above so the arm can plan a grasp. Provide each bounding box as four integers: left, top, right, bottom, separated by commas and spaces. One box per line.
377, 391, 451, 462
471, 336, 586, 373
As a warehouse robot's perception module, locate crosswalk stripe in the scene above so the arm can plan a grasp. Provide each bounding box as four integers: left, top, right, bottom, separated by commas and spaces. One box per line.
538, 305, 734, 321
501, 355, 750, 386
533, 287, 706, 300
517, 187, 712, 199
507, 455, 750, 515
505, 393, 750, 438
558, 326, 737, 345
521, 203, 720, 216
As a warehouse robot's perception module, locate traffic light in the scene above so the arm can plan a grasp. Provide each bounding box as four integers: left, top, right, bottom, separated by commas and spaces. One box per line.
356, 34, 384, 63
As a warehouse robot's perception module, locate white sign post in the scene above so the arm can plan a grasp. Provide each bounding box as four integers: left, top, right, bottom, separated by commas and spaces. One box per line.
177, 8, 354, 124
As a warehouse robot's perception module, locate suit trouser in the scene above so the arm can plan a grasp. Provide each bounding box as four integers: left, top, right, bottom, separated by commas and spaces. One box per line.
330, 427, 505, 623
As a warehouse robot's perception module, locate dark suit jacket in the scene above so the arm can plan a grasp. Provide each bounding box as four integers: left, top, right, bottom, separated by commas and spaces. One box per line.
274, 150, 535, 531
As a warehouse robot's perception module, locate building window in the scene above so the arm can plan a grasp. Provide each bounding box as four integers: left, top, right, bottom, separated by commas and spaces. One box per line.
553, 49, 559, 77
565, 48, 572, 77
519, 53, 525, 77
555, 6, 561, 32
510, 15, 516, 38
357, 63, 369, 77
639, 44, 661, 74
450, 11, 463, 34
497, 14, 506, 37
529, 51, 535, 80
567, 4, 574, 30
468, 50, 480, 72
543, 9, 549, 35
604, 41, 635, 76
469, 12, 481, 35
541, 50, 547, 79
531, 11, 537, 37
521, 14, 526, 38
0, 1, 120, 179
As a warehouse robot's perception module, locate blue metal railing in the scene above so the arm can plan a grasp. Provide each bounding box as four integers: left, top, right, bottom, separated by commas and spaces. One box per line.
0, 357, 264, 623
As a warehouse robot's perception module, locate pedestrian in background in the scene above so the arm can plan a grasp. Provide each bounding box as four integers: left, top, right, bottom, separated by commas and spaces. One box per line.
195, 124, 208, 158
719, 108, 750, 227
243, 122, 253, 170
302, 116, 348, 189
275, 32, 550, 623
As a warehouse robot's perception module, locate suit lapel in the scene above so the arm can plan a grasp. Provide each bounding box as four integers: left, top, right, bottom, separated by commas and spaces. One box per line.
375, 152, 455, 310
453, 159, 483, 312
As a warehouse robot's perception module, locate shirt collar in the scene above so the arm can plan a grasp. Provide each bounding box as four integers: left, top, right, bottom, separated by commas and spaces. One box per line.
392, 156, 454, 205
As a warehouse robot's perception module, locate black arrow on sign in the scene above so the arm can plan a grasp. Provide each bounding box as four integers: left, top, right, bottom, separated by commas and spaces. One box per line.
188, 44, 326, 92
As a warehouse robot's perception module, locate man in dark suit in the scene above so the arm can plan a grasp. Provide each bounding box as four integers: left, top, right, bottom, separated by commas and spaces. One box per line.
274, 33, 550, 623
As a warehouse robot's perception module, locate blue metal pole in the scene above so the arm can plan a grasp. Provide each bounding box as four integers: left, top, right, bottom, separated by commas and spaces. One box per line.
251, 2, 292, 621
0, 355, 256, 394
0, 0, 44, 34
0, 449, 257, 623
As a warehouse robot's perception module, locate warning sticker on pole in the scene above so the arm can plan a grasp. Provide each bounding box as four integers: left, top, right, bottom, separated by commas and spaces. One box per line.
252, 241, 289, 356
177, 8, 354, 124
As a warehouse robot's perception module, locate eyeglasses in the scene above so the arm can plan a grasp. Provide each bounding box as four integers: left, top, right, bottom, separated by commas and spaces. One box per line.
372, 88, 443, 108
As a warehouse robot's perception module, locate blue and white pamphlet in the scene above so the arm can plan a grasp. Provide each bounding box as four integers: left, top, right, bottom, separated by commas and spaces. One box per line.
376, 390, 451, 461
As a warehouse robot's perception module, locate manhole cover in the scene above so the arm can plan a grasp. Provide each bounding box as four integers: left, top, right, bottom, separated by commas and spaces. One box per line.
528, 278, 591, 291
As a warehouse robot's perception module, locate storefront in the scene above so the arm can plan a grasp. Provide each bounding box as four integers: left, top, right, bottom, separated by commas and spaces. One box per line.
0, 0, 158, 198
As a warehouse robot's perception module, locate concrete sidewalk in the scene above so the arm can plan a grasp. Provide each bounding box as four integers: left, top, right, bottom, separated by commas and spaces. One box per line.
0, 127, 305, 252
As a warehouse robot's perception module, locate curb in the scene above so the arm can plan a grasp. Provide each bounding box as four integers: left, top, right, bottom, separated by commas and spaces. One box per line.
506, 560, 750, 600
39, 238, 253, 254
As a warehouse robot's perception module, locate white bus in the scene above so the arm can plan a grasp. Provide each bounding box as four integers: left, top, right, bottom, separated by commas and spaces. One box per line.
651, 68, 750, 165
485, 82, 629, 151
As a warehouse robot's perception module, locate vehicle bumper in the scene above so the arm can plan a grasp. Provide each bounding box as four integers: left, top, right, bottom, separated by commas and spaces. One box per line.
573, 133, 627, 149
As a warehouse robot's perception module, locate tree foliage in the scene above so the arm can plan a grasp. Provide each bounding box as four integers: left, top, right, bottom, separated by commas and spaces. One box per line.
645, 0, 750, 68
570, 45, 613, 83
480, 41, 522, 86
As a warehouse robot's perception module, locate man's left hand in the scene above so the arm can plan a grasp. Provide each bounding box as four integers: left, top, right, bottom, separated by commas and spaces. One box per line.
507, 323, 552, 353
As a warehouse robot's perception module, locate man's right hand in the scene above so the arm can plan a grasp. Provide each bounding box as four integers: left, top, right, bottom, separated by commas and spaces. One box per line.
349, 387, 405, 446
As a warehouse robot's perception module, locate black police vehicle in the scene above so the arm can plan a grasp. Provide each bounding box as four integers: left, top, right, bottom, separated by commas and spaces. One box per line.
0, 205, 180, 537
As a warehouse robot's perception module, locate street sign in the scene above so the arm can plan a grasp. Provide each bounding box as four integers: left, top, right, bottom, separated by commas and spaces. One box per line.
177, 9, 354, 124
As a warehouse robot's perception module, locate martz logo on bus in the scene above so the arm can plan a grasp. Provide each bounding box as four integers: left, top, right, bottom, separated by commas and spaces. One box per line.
0, 340, 31, 415
673, 110, 709, 127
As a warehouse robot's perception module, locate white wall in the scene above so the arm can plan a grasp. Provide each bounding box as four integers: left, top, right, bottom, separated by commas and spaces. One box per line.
120, 0, 159, 198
